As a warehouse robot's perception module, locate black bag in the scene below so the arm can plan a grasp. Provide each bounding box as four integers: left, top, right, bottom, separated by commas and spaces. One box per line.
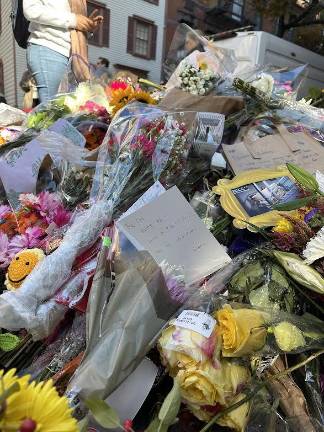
10, 0, 30, 49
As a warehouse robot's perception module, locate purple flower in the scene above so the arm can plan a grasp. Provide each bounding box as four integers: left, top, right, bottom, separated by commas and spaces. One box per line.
52, 205, 71, 228
8, 226, 44, 256
0, 205, 11, 220
304, 208, 318, 223
36, 192, 61, 223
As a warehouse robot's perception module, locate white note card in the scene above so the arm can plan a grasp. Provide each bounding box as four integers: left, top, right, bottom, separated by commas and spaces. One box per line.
175, 310, 216, 338
118, 186, 231, 284
119, 181, 165, 220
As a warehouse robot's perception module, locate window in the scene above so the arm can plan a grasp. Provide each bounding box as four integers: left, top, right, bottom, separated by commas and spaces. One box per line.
87, 1, 110, 47
231, 0, 244, 21
127, 16, 158, 60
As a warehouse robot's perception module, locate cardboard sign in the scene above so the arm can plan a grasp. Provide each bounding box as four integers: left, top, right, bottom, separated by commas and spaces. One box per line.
118, 186, 231, 284
223, 128, 324, 174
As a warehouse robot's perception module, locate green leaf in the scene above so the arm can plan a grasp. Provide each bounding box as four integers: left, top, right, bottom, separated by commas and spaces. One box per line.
273, 195, 315, 211
286, 163, 319, 192
158, 379, 181, 430
0, 382, 20, 406
78, 417, 89, 432
146, 417, 168, 432
85, 396, 121, 429
0, 334, 20, 352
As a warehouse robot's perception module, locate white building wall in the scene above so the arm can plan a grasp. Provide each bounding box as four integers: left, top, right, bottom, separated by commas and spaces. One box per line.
0, 0, 165, 108
88, 0, 165, 83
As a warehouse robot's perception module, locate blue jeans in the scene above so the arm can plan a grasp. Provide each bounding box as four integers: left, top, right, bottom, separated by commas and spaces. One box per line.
27, 44, 69, 103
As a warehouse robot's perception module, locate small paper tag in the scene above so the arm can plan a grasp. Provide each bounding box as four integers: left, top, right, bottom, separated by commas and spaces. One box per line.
175, 310, 216, 338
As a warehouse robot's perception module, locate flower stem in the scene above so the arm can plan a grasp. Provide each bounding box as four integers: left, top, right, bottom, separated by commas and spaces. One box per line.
199, 349, 324, 432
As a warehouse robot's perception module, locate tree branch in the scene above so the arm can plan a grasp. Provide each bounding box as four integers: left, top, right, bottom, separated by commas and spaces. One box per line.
284, 0, 322, 28
288, 18, 324, 27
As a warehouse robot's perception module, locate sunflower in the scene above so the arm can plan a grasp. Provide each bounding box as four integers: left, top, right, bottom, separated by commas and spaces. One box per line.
110, 86, 135, 114
133, 90, 157, 106
0, 378, 78, 432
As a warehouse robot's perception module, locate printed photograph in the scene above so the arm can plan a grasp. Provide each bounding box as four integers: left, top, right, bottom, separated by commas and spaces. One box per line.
232, 176, 300, 217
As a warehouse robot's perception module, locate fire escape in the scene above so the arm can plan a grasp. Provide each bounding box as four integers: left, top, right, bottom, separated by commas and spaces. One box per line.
178, 0, 253, 34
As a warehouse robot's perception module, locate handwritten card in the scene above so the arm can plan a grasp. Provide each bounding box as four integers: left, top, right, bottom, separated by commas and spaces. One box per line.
119, 181, 165, 220
118, 187, 231, 284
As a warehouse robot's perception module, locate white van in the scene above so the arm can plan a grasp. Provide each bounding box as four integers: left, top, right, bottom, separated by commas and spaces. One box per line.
214, 31, 324, 97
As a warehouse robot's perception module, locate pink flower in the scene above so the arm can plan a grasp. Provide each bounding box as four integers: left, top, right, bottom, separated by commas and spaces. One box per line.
110, 80, 128, 91
0, 205, 11, 220
19, 193, 39, 208
79, 101, 108, 118
8, 226, 44, 256
200, 333, 216, 358
0, 232, 11, 268
36, 192, 61, 223
52, 205, 71, 228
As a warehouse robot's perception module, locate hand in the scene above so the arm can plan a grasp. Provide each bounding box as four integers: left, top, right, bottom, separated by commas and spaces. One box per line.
75, 14, 97, 32
89, 9, 103, 28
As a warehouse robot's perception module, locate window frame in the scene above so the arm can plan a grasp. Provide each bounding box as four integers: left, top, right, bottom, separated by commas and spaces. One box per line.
143, 0, 159, 4
128, 15, 157, 60
231, 0, 244, 21
87, 0, 110, 47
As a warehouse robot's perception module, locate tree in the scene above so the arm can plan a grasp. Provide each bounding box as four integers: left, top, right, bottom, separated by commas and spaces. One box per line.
252, 0, 324, 37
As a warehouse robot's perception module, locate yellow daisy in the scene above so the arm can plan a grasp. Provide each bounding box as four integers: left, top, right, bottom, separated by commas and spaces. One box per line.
0, 369, 30, 430
110, 87, 135, 114
1, 379, 78, 432
134, 90, 157, 106
272, 218, 294, 234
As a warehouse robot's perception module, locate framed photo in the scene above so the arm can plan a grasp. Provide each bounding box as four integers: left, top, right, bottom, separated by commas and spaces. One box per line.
213, 166, 301, 230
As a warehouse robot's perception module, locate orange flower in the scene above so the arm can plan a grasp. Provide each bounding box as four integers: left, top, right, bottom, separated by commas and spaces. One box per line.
16, 211, 42, 234
0, 213, 18, 237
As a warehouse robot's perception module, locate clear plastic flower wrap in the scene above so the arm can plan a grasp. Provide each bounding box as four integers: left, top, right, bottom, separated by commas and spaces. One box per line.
91, 102, 197, 218
237, 64, 308, 100
67, 225, 188, 404
163, 23, 237, 84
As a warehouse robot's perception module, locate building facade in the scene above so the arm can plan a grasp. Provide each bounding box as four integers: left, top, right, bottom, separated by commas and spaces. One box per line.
164, 0, 306, 56
0, 0, 166, 107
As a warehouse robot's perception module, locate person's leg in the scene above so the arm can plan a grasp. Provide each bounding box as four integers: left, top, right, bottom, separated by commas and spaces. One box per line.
27, 44, 68, 103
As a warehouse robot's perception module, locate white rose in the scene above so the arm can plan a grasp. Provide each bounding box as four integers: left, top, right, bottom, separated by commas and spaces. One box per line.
199, 88, 206, 95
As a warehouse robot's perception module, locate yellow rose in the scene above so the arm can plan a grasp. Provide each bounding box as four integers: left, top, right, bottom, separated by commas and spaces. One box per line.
176, 360, 250, 408
158, 324, 217, 374
273, 321, 306, 352
216, 305, 267, 357
176, 360, 225, 406
217, 394, 250, 432
223, 361, 250, 402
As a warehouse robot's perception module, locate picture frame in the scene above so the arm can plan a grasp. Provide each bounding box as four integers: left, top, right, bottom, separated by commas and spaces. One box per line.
213, 166, 300, 230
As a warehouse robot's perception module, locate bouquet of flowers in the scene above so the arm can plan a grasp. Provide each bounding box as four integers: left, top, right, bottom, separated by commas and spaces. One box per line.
106, 80, 157, 115
178, 63, 219, 96
94, 103, 193, 217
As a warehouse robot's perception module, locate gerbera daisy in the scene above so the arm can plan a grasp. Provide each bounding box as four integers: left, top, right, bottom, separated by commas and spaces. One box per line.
109, 86, 135, 114
0, 369, 30, 429
0, 379, 78, 432
133, 89, 157, 106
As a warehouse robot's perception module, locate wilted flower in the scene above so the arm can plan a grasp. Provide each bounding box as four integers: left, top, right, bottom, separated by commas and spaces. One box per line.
272, 321, 305, 352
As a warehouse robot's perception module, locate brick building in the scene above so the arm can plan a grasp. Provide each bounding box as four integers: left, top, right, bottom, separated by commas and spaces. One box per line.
164, 0, 305, 56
